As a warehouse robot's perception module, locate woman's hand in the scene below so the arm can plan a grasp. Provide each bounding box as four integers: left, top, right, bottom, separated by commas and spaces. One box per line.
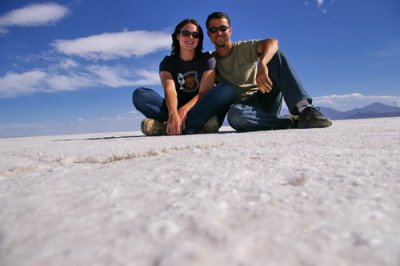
177, 107, 189, 131
166, 112, 183, 135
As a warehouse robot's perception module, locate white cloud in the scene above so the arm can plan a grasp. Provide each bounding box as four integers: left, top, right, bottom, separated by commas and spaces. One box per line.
58, 59, 80, 69
132, 69, 160, 85
0, 3, 69, 33
86, 65, 159, 87
313, 93, 400, 111
0, 69, 98, 97
86, 65, 134, 87
52, 31, 171, 59
0, 64, 159, 98
0, 70, 48, 97
45, 74, 95, 91
304, 0, 334, 13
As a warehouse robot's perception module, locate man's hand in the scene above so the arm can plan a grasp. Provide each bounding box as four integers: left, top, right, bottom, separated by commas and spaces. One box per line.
256, 62, 273, 93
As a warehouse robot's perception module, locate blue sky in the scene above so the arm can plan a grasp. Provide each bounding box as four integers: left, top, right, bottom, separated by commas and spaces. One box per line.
0, 0, 399, 137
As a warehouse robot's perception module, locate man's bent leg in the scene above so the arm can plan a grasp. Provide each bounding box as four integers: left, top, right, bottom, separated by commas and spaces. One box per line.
184, 83, 235, 134
267, 50, 312, 115
227, 103, 293, 132
227, 90, 291, 132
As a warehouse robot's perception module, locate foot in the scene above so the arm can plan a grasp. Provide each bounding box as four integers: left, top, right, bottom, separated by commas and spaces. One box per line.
141, 118, 166, 136
283, 114, 300, 128
298, 106, 332, 128
201, 116, 219, 133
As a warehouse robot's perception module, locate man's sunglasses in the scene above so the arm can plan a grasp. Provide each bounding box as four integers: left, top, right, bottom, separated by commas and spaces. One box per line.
180, 30, 200, 39
208, 25, 230, 33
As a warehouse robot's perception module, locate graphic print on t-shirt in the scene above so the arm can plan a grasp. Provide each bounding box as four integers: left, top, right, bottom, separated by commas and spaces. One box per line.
177, 71, 198, 92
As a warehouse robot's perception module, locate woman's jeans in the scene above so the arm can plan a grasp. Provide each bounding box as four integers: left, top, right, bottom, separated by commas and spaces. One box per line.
132, 83, 235, 134
227, 49, 312, 131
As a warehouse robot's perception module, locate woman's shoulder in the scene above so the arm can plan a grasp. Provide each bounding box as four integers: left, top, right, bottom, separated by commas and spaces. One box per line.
199, 52, 216, 69
159, 55, 179, 72
159, 55, 180, 68
199, 51, 216, 64
160, 54, 176, 63
200, 51, 214, 59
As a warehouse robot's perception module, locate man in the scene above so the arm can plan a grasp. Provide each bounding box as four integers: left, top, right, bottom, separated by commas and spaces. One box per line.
206, 11, 332, 131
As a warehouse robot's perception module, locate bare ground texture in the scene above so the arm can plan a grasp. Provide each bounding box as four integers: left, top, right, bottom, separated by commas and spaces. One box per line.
1, 118, 399, 266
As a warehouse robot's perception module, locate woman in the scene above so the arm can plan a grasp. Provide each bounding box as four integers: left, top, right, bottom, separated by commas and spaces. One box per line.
132, 18, 234, 136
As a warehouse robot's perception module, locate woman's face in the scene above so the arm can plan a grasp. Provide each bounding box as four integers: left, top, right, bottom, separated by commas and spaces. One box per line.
177, 23, 199, 51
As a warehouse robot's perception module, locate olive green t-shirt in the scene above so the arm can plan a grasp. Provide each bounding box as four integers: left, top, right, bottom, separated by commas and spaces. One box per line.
214, 40, 260, 102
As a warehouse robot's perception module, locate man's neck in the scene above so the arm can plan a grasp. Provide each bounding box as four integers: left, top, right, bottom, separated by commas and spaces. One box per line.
215, 41, 233, 58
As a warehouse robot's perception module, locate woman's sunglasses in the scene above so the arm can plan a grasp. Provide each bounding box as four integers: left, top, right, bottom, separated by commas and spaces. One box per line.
180, 30, 200, 39
207, 25, 229, 34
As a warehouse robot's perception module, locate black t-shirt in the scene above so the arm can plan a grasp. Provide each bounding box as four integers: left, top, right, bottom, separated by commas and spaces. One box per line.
159, 52, 216, 106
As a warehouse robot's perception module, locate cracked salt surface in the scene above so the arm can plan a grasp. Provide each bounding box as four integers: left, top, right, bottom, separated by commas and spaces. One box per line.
0, 118, 400, 266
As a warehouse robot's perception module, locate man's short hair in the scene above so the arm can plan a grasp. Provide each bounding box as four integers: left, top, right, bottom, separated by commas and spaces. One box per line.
206, 12, 231, 29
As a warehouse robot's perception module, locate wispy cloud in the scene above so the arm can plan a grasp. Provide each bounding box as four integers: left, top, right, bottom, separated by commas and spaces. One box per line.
0, 69, 94, 97
0, 3, 69, 34
304, 0, 335, 13
52, 31, 171, 60
0, 27, 167, 97
57, 59, 80, 69
86, 65, 159, 87
86, 65, 134, 87
0, 64, 159, 98
0, 70, 48, 96
373, 41, 400, 58
132, 69, 161, 85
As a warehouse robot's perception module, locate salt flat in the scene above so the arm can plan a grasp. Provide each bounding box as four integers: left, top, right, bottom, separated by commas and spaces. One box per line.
1, 118, 399, 266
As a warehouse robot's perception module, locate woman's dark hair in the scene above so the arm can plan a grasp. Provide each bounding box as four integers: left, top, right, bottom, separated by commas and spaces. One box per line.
206, 11, 231, 29
171, 18, 204, 59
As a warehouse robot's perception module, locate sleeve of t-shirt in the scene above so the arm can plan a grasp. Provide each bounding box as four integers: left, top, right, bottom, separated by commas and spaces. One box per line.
236, 40, 259, 63
159, 56, 171, 72
202, 52, 216, 71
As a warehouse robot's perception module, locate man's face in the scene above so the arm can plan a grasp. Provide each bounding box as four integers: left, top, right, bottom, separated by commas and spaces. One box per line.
207, 18, 232, 48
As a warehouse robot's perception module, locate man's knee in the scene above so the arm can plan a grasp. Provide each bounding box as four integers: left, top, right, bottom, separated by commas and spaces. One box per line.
212, 83, 236, 103
227, 104, 248, 131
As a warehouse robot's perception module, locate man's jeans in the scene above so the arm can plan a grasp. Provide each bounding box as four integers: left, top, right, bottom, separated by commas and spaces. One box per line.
132, 83, 235, 134
227, 49, 312, 131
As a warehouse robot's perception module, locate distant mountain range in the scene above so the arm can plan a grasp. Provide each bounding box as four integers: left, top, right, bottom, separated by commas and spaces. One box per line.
281, 102, 400, 120
318, 102, 400, 120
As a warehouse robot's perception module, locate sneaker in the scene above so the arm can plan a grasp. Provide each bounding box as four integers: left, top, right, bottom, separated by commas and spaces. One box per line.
298, 106, 332, 129
202, 116, 219, 133
141, 118, 166, 136
283, 114, 300, 128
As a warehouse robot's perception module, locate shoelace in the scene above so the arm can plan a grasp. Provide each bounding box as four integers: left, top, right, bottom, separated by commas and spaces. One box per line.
309, 106, 324, 117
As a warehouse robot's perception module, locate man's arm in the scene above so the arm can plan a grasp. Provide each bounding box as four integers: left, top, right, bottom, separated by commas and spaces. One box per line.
256, 38, 279, 93
257, 38, 279, 65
